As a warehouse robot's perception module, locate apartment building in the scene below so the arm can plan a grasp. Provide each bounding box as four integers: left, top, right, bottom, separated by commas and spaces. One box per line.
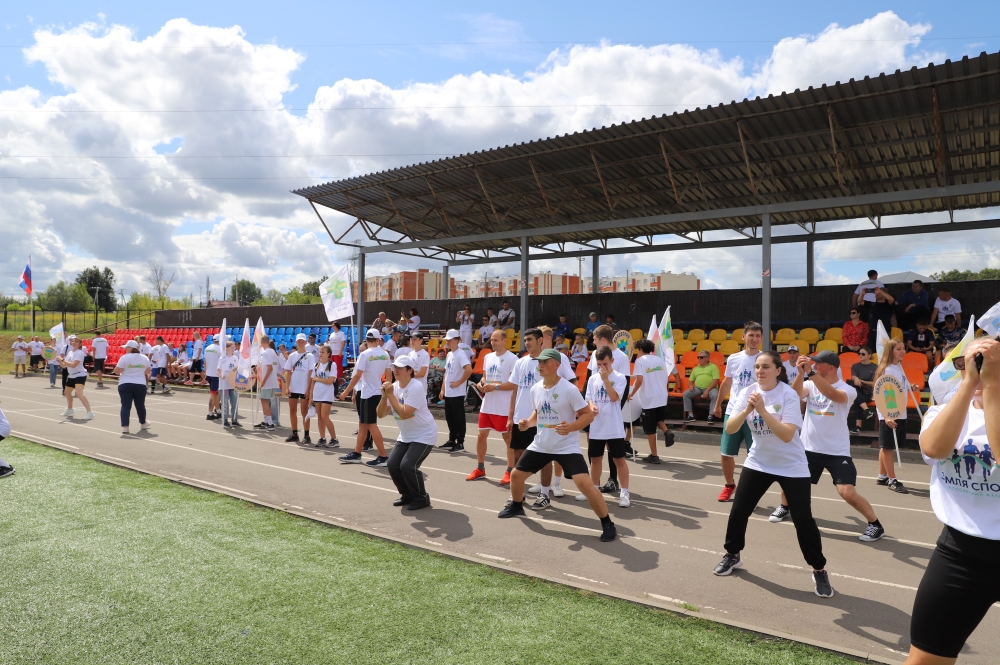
583, 270, 700, 293
362, 269, 445, 301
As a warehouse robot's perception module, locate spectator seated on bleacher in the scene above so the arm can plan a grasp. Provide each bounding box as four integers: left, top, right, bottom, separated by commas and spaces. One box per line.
570, 334, 589, 367
906, 319, 936, 366
556, 344, 571, 363
585, 312, 600, 342
935, 314, 965, 349
849, 346, 877, 433
428, 348, 447, 404
931, 286, 962, 328
683, 351, 720, 422
842, 307, 869, 353
553, 315, 571, 341
604, 314, 619, 333
898, 279, 931, 331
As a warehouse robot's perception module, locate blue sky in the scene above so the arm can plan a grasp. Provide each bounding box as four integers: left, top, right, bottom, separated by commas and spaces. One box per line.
2, 2, 999, 301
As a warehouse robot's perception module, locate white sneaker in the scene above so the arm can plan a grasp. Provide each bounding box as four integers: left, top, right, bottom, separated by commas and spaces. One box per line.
527, 483, 542, 494
575, 491, 590, 501
121, 428, 129, 434
140, 422, 151, 430
83, 412, 94, 421
619, 493, 631, 508
551, 485, 565, 498
60, 408, 74, 417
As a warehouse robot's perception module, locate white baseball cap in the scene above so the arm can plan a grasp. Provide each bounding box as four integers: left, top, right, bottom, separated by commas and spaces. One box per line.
444, 329, 461, 340
392, 355, 415, 369
366, 329, 379, 340
295, 333, 308, 341
122, 340, 139, 349
787, 345, 799, 352
16, 334, 23, 339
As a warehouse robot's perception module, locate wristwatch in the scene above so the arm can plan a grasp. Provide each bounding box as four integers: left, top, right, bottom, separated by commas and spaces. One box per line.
807, 370, 818, 378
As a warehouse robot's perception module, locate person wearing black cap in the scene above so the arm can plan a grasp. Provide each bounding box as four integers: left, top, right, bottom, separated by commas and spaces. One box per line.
770, 350, 885, 542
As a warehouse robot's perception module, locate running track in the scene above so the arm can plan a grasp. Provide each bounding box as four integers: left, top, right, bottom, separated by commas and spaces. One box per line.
2, 377, 996, 664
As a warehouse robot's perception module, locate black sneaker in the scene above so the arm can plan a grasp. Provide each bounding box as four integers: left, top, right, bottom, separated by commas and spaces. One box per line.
393, 496, 414, 507
663, 430, 675, 447
498, 501, 526, 518
707, 414, 716, 423
859, 523, 885, 542
254, 422, 268, 429
641, 454, 661, 464
451, 442, 465, 452
328, 438, 340, 448
887, 479, 908, 494
769, 505, 790, 523
302, 434, 312, 445
599, 479, 619, 494
438, 440, 456, 449
265, 423, 275, 431
339, 451, 363, 464
315, 438, 327, 448
684, 414, 696, 422
713, 552, 742, 576
813, 570, 835, 598
849, 425, 861, 434
223, 421, 231, 428
285, 433, 299, 443
362, 440, 374, 451
232, 420, 242, 428
531, 494, 551, 510
600, 522, 617, 542
876, 476, 889, 486
366, 456, 389, 468
206, 413, 218, 421
406, 495, 431, 510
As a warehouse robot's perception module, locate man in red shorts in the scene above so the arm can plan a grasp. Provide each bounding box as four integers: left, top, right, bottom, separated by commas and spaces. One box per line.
467, 330, 516, 484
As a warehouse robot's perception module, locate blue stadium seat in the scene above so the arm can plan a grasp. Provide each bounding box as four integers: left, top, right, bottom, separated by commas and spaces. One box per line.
294, 327, 303, 335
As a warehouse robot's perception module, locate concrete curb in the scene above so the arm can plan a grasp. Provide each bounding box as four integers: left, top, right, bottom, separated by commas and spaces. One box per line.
12, 430, 901, 665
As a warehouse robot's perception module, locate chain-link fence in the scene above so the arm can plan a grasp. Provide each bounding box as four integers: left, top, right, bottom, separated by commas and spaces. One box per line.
0, 309, 158, 334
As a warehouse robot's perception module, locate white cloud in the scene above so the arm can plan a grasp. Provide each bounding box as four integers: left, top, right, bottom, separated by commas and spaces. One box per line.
0, 11, 974, 302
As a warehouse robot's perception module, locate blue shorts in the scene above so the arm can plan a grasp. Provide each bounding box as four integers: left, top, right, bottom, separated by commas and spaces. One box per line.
151, 367, 162, 377
207, 376, 219, 393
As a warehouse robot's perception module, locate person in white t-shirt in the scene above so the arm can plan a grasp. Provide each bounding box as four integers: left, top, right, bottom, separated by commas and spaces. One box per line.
930, 286, 962, 327
402, 307, 421, 334
771, 351, 885, 542
114, 340, 152, 433
497, 349, 616, 542
327, 322, 348, 381
309, 345, 340, 448
585, 324, 633, 495
338, 330, 392, 467
46, 338, 62, 388
384, 330, 401, 358
29, 335, 45, 374
11, 335, 28, 378
874, 339, 909, 493
252, 335, 281, 431
187, 331, 205, 386
466, 330, 515, 483
585, 346, 631, 507
283, 334, 314, 444
378, 354, 438, 509
216, 342, 243, 427
630, 339, 678, 464
852, 269, 884, 312
203, 335, 222, 420
497, 302, 515, 330
714, 350, 833, 599
89, 331, 109, 388
478, 316, 495, 347
782, 345, 801, 385
456, 305, 475, 347
405, 332, 430, 397
530, 325, 581, 497
503, 328, 544, 476
439, 329, 472, 452
151, 336, 172, 395
716, 321, 763, 502
57, 336, 94, 421
906, 337, 1000, 662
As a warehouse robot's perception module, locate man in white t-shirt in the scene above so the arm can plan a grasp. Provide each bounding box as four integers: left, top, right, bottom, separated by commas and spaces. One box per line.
11, 335, 28, 378
783, 345, 801, 385
852, 269, 884, 312
478, 316, 495, 347
456, 306, 475, 347
151, 336, 172, 395
328, 322, 348, 380
283, 333, 315, 444
585, 324, 633, 495
187, 331, 205, 386
305, 333, 319, 358
466, 330, 516, 483
503, 328, 544, 474
89, 332, 109, 388
405, 332, 430, 396
775, 351, 886, 542
338, 329, 393, 467
254, 334, 281, 431
585, 346, 631, 507
439, 329, 472, 452
931, 286, 962, 327
630, 339, 677, 464
29, 335, 45, 374
497, 302, 515, 330
203, 335, 222, 419
497, 349, 616, 542
533, 325, 583, 496
384, 330, 401, 358
716, 321, 763, 502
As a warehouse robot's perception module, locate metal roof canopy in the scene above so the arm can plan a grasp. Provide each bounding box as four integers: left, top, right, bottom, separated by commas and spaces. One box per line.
294, 51, 1000, 347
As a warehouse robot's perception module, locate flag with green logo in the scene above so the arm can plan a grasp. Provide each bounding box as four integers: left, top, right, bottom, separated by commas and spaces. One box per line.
320, 265, 354, 322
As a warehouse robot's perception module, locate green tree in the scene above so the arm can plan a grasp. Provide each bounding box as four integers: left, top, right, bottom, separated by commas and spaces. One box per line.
37, 281, 94, 312
231, 279, 262, 307
283, 287, 321, 305
301, 276, 328, 298
930, 268, 1000, 281
126, 292, 193, 310
75, 266, 117, 311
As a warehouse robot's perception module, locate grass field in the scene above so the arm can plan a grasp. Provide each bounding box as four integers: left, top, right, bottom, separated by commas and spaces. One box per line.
0, 437, 857, 665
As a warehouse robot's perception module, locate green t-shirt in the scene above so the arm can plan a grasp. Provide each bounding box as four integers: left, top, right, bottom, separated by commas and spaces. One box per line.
689, 363, 720, 390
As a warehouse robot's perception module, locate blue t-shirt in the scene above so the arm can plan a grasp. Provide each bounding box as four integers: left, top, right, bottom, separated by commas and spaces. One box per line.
586, 321, 599, 335
899, 289, 930, 311
553, 322, 571, 339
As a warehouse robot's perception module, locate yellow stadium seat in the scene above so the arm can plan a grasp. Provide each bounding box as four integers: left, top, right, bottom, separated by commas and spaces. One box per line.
708, 328, 728, 343
815, 340, 839, 353
673, 339, 693, 355
672, 329, 685, 342
629, 328, 643, 341
427, 339, 439, 351
573, 327, 587, 335
798, 328, 820, 344
731, 329, 744, 344
695, 340, 715, 353
719, 340, 740, 356
774, 328, 796, 344
891, 327, 904, 341
504, 328, 515, 339
824, 327, 843, 343
687, 329, 706, 342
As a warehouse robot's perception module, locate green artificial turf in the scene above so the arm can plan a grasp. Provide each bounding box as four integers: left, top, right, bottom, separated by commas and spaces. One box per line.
0, 437, 856, 664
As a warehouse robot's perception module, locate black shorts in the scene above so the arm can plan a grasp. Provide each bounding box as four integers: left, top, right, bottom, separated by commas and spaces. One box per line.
516, 450, 589, 478
588, 438, 627, 459
289, 392, 307, 400
65, 376, 87, 388
878, 420, 898, 449
357, 395, 381, 425
30, 354, 42, 367
910, 526, 1000, 658
641, 406, 667, 435
191, 359, 204, 373
93, 359, 105, 372
510, 426, 537, 450
806, 451, 857, 486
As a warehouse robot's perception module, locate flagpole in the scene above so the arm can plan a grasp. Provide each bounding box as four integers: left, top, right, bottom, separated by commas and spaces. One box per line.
29, 254, 34, 337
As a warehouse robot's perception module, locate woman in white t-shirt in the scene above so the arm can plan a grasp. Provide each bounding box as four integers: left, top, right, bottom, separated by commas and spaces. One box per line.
309, 345, 340, 448
378, 355, 438, 510
714, 350, 833, 598
906, 337, 1000, 663
58, 337, 94, 421
114, 340, 152, 433
874, 338, 909, 493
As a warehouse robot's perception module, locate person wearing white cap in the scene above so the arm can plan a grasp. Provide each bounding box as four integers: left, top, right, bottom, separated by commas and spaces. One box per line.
203, 334, 222, 420
11, 335, 27, 378
378, 354, 438, 509
309, 344, 340, 447
405, 332, 430, 396
783, 345, 802, 384
114, 340, 152, 433
57, 336, 94, 420
283, 333, 314, 444
440, 329, 472, 452
338, 329, 392, 466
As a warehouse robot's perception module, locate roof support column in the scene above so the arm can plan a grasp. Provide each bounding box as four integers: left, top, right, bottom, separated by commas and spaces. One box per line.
442, 264, 450, 301
357, 251, 366, 342
592, 254, 600, 294
761, 211, 771, 351
806, 240, 815, 287
520, 236, 529, 351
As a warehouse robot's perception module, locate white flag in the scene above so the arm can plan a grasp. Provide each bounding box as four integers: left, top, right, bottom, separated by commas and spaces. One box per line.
978, 301, 1000, 337
320, 265, 355, 322
928, 315, 975, 405
49, 322, 64, 349
656, 306, 675, 375
875, 320, 891, 362
250, 317, 266, 366
218, 318, 227, 355
646, 314, 659, 355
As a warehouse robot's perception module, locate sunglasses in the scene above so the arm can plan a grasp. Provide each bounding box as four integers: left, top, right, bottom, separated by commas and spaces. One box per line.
698, 355, 709, 359
850, 311, 859, 315
953, 357, 966, 370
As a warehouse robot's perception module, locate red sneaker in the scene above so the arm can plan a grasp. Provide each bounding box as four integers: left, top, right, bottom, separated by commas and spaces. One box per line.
183, 380, 193, 386
466, 468, 486, 481
499, 470, 511, 485
717, 485, 736, 502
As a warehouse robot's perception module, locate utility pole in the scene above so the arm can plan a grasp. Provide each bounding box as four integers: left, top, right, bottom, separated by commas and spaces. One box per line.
92, 286, 100, 329
206, 276, 211, 305
198, 285, 203, 308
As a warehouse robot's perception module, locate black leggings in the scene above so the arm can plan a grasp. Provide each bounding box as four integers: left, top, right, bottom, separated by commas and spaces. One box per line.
444, 396, 466, 443
387, 441, 433, 500
725, 466, 827, 570
910, 526, 1000, 658
118, 383, 147, 427
608, 388, 632, 482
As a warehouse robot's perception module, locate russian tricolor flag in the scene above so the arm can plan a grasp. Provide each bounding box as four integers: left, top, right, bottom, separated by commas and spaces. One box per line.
19, 263, 32, 296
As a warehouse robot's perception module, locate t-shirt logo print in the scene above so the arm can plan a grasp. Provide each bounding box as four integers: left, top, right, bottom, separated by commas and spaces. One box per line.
486, 363, 505, 384
940, 439, 997, 483
593, 384, 609, 403
537, 401, 556, 427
